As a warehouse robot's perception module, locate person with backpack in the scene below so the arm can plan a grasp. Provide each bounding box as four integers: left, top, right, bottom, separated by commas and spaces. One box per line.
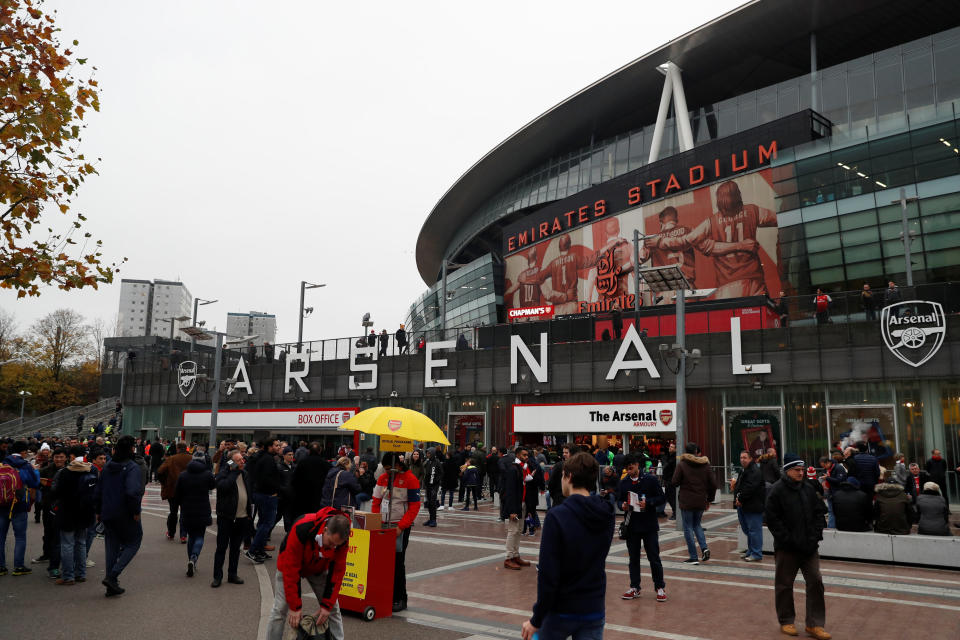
50, 446, 98, 585
1, 440, 41, 576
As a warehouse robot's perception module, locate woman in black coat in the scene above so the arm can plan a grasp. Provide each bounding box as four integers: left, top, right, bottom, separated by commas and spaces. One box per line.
173, 457, 215, 577
441, 451, 460, 509
320, 457, 362, 509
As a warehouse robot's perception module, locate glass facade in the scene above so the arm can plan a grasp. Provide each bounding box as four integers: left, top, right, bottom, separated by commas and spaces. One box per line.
404, 253, 503, 338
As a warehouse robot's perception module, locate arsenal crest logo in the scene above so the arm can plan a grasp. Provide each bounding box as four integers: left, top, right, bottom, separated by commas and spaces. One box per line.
178, 361, 198, 397
358, 584, 365, 595
659, 409, 673, 426
342, 412, 352, 424
881, 301, 946, 368
387, 419, 402, 432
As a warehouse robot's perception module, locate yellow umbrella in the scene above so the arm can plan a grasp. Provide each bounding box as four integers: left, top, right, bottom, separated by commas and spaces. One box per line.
338, 406, 450, 445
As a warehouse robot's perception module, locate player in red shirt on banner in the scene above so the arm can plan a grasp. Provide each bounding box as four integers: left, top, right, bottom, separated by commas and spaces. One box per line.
657, 180, 777, 299
505, 249, 547, 308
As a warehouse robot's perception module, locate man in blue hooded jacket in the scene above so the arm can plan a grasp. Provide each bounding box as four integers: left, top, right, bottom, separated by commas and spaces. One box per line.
1, 440, 41, 576
94, 435, 144, 596
521, 452, 614, 640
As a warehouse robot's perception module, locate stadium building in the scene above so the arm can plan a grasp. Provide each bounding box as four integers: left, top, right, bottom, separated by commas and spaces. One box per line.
106, 0, 960, 497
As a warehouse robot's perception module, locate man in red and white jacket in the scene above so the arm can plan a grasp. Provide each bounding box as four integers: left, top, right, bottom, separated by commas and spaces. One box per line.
266, 507, 351, 640
372, 452, 421, 612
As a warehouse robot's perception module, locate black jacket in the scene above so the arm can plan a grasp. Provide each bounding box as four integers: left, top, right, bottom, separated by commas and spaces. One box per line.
502, 461, 524, 516
530, 494, 614, 628
291, 455, 331, 517
215, 466, 252, 520
617, 473, 665, 533
832, 482, 873, 532
251, 451, 282, 495
852, 453, 881, 493
441, 456, 460, 490
734, 461, 765, 513
277, 460, 295, 503
925, 457, 948, 487
357, 469, 376, 496
524, 464, 544, 511
548, 459, 565, 506
661, 451, 677, 483
873, 482, 915, 535
320, 467, 361, 509
422, 457, 443, 491
764, 476, 827, 555
174, 460, 215, 530
759, 453, 780, 485
52, 462, 97, 531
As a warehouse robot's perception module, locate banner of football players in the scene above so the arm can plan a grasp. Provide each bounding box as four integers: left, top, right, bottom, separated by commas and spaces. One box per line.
503, 169, 781, 320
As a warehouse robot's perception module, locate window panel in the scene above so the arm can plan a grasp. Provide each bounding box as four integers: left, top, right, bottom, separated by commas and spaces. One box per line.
843, 244, 880, 263
806, 234, 841, 253
924, 248, 960, 269
922, 229, 960, 251
808, 249, 843, 269
804, 217, 840, 237
845, 260, 883, 280
840, 226, 879, 246
921, 210, 960, 232
934, 35, 960, 104
839, 209, 877, 230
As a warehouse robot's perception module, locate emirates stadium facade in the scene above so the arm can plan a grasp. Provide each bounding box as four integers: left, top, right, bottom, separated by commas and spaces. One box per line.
103, 0, 960, 500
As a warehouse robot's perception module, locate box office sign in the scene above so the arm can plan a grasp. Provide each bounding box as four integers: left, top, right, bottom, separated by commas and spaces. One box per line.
513, 401, 677, 433
182, 407, 358, 429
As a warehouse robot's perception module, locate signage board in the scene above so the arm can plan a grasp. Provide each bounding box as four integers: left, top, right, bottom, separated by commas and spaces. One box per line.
513, 401, 678, 433
340, 528, 370, 599
379, 435, 412, 452
182, 407, 358, 430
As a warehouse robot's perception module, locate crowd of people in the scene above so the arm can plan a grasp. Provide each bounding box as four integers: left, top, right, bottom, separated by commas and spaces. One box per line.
3, 431, 957, 640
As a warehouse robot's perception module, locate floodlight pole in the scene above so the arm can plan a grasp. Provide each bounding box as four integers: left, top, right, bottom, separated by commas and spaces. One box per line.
632, 229, 643, 315
298, 281, 326, 353
675, 286, 686, 453
209, 332, 223, 451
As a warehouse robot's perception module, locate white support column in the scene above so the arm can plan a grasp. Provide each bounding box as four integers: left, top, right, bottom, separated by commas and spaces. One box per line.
648, 69, 674, 163
668, 62, 695, 151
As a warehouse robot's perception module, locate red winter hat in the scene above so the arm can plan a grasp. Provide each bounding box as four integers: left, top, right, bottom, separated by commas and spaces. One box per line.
806, 466, 817, 479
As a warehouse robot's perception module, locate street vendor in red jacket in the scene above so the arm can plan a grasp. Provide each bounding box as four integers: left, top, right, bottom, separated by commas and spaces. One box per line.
266, 507, 351, 640
372, 451, 421, 612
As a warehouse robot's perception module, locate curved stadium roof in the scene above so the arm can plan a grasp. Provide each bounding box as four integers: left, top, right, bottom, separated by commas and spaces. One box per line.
415, 0, 960, 285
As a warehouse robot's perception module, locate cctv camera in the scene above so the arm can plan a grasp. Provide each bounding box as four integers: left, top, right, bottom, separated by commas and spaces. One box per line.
658, 343, 669, 353
390, 390, 399, 398
744, 364, 753, 372
690, 348, 701, 361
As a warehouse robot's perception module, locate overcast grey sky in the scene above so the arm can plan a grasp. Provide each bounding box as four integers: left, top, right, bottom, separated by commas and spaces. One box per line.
3, 0, 745, 343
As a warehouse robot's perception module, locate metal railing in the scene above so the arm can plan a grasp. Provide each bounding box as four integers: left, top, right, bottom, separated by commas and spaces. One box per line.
0, 397, 119, 440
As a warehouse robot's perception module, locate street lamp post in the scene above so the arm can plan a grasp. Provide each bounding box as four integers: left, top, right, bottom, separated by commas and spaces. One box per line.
18, 390, 31, 422
636, 264, 697, 532
160, 315, 191, 355
191, 298, 218, 352
891, 189, 919, 288
298, 281, 326, 353
181, 326, 257, 449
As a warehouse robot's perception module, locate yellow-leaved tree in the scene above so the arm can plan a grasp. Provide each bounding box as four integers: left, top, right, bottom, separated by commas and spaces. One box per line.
0, 0, 123, 297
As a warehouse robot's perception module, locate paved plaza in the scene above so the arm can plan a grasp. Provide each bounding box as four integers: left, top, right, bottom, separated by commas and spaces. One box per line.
2, 485, 959, 640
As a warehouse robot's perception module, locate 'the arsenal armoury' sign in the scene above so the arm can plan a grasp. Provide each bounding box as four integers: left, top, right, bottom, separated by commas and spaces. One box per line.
513, 401, 678, 433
